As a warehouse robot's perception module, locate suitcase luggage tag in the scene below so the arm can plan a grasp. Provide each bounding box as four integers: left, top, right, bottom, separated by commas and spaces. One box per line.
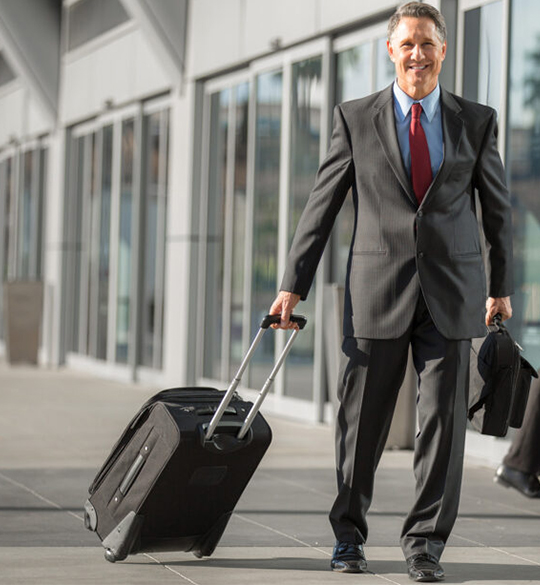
204, 314, 307, 442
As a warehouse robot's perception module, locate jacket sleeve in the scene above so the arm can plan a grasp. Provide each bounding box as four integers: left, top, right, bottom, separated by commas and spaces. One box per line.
473, 110, 514, 298
280, 104, 354, 299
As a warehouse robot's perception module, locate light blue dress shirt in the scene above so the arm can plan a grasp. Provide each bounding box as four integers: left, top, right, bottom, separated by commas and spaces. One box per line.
392, 81, 444, 179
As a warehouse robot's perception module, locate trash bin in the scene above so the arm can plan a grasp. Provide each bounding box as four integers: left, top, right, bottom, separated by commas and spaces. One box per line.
3, 280, 44, 365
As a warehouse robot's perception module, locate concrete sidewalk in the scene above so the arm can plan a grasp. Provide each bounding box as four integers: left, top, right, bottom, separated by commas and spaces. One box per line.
0, 361, 539, 585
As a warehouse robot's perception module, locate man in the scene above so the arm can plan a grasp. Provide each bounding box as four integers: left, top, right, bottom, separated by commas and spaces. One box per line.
270, 2, 514, 582
495, 375, 540, 498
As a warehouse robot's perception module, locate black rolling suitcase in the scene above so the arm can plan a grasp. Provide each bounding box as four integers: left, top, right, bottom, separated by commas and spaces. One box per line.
84, 314, 306, 563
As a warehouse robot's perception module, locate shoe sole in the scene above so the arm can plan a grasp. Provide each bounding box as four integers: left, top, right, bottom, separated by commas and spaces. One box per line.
331, 562, 368, 573
494, 474, 540, 498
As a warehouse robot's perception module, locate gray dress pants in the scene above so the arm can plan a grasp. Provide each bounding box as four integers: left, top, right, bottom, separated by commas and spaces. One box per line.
503, 374, 540, 475
329, 295, 470, 560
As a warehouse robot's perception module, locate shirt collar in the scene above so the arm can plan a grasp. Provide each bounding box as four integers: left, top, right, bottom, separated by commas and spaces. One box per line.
392, 81, 440, 122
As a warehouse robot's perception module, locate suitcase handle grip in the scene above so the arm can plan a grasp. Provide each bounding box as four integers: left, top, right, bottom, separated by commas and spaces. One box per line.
260, 314, 307, 330
205, 316, 307, 441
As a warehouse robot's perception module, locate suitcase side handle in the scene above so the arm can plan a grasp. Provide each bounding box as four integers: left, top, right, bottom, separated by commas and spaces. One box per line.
205, 314, 306, 441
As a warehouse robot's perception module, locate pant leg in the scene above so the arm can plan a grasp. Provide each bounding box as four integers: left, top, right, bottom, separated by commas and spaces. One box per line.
504, 376, 540, 475
400, 299, 470, 560
329, 334, 410, 544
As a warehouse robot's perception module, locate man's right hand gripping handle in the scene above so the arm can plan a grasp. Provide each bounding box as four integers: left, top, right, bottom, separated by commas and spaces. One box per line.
269, 291, 302, 330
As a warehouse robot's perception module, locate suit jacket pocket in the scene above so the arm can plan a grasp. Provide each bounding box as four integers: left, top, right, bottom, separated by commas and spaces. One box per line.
352, 250, 388, 255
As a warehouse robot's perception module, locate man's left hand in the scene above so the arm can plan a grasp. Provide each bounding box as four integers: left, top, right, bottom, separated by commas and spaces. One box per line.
486, 296, 512, 326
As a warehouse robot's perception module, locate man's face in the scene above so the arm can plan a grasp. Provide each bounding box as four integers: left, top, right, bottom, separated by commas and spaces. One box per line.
387, 16, 446, 100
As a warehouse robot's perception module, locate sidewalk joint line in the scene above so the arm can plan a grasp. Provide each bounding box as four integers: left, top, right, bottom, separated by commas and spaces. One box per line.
144, 553, 202, 584
0, 470, 84, 522
451, 532, 540, 566
256, 470, 335, 499
460, 491, 540, 519
233, 513, 401, 584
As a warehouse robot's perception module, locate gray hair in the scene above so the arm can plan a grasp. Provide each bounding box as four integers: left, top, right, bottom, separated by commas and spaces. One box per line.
387, 2, 447, 44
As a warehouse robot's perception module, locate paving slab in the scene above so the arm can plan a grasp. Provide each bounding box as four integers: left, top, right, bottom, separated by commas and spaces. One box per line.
0, 362, 539, 585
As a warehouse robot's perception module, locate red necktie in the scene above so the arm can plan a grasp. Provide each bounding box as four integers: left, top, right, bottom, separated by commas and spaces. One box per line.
409, 103, 432, 205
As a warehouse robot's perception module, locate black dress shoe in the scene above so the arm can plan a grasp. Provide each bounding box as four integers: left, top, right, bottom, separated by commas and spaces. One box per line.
330, 541, 368, 573
406, 553, 444, 582
494, 464, 540, 498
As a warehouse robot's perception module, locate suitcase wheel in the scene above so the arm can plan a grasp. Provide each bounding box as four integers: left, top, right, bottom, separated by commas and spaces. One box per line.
104, 548, 118, 563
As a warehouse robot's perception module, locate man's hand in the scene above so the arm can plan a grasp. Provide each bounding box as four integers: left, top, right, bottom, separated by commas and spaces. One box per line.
486, 296, 512, 326
269, 291, 301, 330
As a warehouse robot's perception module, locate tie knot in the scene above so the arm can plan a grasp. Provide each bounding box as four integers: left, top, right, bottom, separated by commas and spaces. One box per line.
412, 103, 423, 120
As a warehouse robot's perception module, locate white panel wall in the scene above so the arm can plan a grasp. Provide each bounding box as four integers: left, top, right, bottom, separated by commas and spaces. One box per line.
319, 0, 398, 30
0, 84, 25, 143
243, 0, 319, 57
187, 0, 244, 77
61, 27, 171, 125
27, 95, 53, 137
188, 0, 402, 78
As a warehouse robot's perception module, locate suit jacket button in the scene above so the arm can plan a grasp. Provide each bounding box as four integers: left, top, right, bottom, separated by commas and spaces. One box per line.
418, 252, 424, 258
417, 210, 423, 218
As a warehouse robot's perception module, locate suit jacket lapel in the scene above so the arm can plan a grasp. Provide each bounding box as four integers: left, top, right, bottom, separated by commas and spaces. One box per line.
372, 86, 417, 207
372, 85, 465, 208
423, 88, 464, 204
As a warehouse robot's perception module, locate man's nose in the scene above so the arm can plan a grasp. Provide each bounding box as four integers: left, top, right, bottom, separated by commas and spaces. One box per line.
411, 44, 424, 60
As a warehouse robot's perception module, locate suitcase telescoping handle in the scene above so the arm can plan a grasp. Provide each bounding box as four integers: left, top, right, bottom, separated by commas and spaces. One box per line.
205, 314, 307, 441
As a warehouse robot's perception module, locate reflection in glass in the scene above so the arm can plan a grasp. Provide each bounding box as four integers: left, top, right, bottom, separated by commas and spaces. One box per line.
116, 119, 135, 363
250, 70, 282, 389
336, 43, 372, 103
20, 151, 34, 278
507, 0, 540, 365
0, 158, 11, 339
2, 158, 12, 282
140, 110, 169, 369
229, 83, 249, 379
95, 124, 113, 360
375, 37, 395, 91
285, 56, 323, 400
463, 2, 503, 111
70, 136, 85, 353
204, 90, 229, 379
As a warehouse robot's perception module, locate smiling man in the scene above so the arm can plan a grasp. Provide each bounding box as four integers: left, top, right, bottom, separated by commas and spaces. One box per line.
269, 1, 514, 582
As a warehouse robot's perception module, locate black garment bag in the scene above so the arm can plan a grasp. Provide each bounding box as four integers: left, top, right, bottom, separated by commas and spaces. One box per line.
468, 315, 537, 437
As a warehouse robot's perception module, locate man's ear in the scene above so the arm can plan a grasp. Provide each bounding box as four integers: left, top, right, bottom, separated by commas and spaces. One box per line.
387, 39, 395, 62
441, 41, 447, 61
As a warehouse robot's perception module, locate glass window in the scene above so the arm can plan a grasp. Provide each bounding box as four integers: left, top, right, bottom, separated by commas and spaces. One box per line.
250, 70, 283, 389
463, 1, 503, 111
94, 125, 113, 360
0, 158, 12, 339
140, 109, 169, 369
229, 83, 250, 379
116, 118, 135, 364
67, 135, 86, 354
284, 56, 323, 400
375, 37, 395, 91
506, 0, 540, 365
203, 90, 229, 379
336, 42, 373, 103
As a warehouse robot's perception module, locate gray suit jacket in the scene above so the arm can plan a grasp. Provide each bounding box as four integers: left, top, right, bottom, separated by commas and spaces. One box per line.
280, 85, 514, 340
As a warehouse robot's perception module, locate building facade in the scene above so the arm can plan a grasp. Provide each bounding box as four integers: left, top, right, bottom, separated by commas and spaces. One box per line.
0, 0, 538, 462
